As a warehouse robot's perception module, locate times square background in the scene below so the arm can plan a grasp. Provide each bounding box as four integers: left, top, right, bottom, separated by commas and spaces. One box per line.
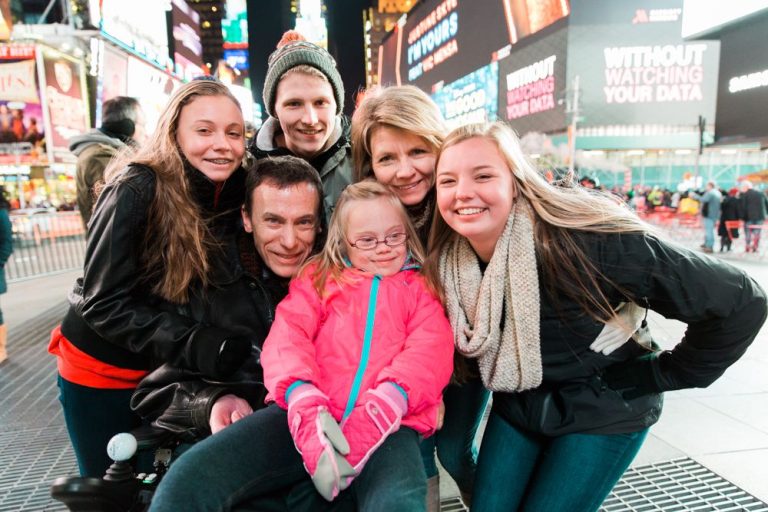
1, 2, 768, 511
0, 0, 767, 213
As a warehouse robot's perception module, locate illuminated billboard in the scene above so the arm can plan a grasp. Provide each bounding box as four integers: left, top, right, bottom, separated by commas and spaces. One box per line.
379, 0, 568, 91
681, 0, 768, 38
432, 62, 498, 129
714, 12, 768, 141
100, 0, 171, 69
171, 0, 205, 81
566, 0, 720, 148
126, 56, 182, 134
0, 44, 46, 164
37, 47, 90, 163
497, 21, 567, 135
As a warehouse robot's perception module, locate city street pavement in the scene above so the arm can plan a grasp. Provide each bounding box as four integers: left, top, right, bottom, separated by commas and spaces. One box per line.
1, 249, 768, 510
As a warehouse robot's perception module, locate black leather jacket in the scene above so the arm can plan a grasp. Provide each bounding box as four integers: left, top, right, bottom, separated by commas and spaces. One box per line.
130, 234, 289, 441
61, 163, 247, 375
493, 231, 767, 435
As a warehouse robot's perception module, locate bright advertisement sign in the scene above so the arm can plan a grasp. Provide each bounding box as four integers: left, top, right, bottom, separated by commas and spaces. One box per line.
100, 0, 171, 69
497, 22, 567, 135
715, 13, 768, 141
100, 45, 128, 104
171, 0, 205, 80
566, 0, 720, 148
38, 47, 89, 164
379, 0, 568, 91
432, 62, 498, 129
125, 56, 181, 135
0, 44, 46, 164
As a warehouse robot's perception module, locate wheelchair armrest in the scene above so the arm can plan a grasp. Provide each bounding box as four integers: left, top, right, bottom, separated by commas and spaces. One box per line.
131, 424, 174, 452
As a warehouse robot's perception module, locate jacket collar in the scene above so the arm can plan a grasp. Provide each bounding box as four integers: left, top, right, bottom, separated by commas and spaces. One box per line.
184, 162, 246, 219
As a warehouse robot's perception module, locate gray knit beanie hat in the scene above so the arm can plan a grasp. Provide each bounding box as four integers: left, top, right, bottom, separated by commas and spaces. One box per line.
263, 32, 344, 117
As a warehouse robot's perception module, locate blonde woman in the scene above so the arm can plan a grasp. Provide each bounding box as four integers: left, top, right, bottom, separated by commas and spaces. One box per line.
425, 122, 767, 511
50, 79, 252, 477
151, 181, 453, 511
352, 85, 490, 508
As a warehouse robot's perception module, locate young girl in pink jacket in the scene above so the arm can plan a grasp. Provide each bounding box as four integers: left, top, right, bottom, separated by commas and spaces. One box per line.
151, 181, 454, 512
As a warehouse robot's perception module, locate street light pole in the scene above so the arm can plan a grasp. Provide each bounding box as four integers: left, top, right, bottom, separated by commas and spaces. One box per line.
568, 75, 580, 178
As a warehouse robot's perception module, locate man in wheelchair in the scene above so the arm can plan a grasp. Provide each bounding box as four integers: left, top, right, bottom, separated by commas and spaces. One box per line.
52, 157, 327, 512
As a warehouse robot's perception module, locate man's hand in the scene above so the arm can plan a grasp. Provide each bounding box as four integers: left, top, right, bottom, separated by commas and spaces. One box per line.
209, 394, 253, 434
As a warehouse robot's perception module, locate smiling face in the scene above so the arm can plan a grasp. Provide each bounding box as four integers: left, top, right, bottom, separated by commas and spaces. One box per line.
176, 95, 245, 182
436, 137, 516, 262
242, 181, 320, 278
274, 72, 336, 159
344, 197, 408, 276
369, 126, 436, 206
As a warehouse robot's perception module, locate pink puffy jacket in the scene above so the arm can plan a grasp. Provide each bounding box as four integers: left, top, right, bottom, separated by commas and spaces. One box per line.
262, 266, 454, 437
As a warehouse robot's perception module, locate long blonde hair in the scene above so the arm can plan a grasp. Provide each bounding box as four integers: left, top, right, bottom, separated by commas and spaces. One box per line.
305, 180, 426, 294
351, 85, 447, 182
103, 80, 244, 303
426, 122, 652, 321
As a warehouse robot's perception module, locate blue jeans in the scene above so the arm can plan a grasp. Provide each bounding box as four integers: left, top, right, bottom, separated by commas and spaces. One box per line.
150, 404, 426, 512
746, 220, 763, 250
703, 217, 716, 249
472, 411, 648, 512
420, 377, 490, 494
58, 375, 143, 477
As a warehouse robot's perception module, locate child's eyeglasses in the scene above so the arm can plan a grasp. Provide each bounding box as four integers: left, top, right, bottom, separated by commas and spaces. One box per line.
348, 232, 407, 250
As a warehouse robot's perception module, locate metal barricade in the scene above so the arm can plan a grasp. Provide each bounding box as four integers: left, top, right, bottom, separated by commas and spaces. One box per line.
7, 211, 86, 282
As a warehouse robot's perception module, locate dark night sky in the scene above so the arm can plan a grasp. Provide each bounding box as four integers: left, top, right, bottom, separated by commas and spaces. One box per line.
248, 0, 374, 116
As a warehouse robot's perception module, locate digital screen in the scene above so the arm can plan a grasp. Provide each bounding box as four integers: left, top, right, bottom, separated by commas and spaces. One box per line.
125, 56, 181, 135
100, 0, 170, 69
714, 12, 768, 141
681, 0, 768, 38
497, 21, 567, 135
0, 44, 46, 164
566, 0, 720, 148
432, 62, 498, 129
379, 0, 568, 91
171, 0, 205, 80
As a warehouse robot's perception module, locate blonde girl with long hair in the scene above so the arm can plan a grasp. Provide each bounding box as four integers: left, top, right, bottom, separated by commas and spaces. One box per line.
426, 122, 766, 511
150, 181, 454, 512
352, 85, 490, 509
50, 79, 254, 477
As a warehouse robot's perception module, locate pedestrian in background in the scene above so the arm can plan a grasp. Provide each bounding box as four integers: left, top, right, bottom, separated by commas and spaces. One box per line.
691, 181, 722, 253
49, 79, 253, 477
251, 30, 353, 218
69, 96, 146, 228
740, 180, 768, 252
425, 122, 766, 512
351, 85, 489, 510
0, 188, 12, 364
719, 187, 741, 252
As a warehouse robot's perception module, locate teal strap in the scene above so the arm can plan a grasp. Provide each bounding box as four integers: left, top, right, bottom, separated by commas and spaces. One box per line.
342, 275, 381, 420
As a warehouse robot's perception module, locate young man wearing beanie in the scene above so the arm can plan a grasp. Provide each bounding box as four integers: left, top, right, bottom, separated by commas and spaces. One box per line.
252, 31, 353, 218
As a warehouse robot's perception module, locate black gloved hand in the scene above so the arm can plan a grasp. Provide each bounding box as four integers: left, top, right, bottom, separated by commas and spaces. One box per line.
214, 336, 252, 378
187, 327, 253, 380
601, 353, 665, 400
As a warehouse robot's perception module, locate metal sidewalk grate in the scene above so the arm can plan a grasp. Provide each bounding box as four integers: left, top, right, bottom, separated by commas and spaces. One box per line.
0, 301, 74, 512
601, 458, 768, 511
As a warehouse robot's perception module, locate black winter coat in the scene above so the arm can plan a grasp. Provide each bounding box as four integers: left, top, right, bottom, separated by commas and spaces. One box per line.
740, 189, 768, 222
718, 196, 741, 238
61, 164, 247, 375
493, 231, 767, 435
130, 234, 289, 441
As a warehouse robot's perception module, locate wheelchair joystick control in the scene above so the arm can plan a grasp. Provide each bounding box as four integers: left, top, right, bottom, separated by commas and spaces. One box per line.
104, 433, 138, 482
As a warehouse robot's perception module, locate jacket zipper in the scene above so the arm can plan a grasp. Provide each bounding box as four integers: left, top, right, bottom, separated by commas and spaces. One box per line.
342, 275, 381, 420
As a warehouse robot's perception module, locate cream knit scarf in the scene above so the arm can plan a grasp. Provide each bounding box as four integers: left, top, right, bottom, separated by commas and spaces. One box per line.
439, 198, 542, 392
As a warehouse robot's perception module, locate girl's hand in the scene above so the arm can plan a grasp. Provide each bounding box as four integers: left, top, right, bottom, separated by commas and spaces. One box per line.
209, 394, 253, 434
436, 399, 446, 430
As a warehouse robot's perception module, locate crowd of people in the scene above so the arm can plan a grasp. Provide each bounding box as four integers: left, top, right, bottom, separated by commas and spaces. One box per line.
46, 30, 767, 512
